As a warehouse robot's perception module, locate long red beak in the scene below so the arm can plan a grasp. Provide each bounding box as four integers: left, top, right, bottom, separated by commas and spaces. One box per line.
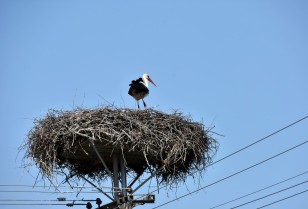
147, 77, 157, 87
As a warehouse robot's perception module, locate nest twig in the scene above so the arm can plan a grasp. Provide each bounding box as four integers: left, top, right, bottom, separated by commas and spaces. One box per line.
21, 106, 218, 186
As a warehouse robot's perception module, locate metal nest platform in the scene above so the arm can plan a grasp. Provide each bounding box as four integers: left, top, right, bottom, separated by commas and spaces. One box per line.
22, 106, 218, 186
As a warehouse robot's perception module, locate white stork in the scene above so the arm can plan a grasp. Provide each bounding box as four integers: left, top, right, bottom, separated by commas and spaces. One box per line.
128, 74, 157, 109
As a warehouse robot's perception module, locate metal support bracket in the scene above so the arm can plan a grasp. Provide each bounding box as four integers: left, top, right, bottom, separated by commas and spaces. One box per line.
89, 137, 113, 179
79, 175, 114, 201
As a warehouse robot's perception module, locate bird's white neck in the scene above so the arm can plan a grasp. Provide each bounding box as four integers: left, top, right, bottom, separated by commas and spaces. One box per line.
142, 74, 149, 88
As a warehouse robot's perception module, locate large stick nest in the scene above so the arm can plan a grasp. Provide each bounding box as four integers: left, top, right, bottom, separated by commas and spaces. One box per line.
22, 107, 218, 185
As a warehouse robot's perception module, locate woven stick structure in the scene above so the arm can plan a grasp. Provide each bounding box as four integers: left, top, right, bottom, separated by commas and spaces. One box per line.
21, 107, 218, 186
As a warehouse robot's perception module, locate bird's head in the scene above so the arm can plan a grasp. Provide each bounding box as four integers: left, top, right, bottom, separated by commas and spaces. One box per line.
143, 74, 157, 87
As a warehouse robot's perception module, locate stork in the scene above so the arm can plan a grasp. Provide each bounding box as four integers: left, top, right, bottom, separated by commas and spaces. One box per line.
128, 74, 157, 109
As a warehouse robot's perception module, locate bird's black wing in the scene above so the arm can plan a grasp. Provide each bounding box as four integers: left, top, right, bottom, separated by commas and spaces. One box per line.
129, 78, 143, 86
128, 78, 149, 96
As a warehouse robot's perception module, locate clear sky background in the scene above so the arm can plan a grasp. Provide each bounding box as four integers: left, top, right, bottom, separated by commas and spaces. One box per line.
1, 0, 308, 209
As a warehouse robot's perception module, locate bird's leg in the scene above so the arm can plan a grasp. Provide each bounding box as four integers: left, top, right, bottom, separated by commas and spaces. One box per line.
137, 101, 140, 109
142, 99, 147, 108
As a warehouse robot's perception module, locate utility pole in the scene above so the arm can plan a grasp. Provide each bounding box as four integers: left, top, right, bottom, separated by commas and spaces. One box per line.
97, 154, 155, 209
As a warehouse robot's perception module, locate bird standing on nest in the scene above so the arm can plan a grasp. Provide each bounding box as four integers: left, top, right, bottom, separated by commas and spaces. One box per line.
128, 74, 157, 109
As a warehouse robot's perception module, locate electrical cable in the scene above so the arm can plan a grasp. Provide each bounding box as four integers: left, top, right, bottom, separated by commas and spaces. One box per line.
0, 190, 102, 194
0, 199, 68, 202
0, 184, 113, 189
152, 139, 308, 209
256, 189, 308, 209
209, 170, 308, 209
0, 203, 92, 206
210, 115, 308, 167
0, 192, 147, 203
0, 203, 68, 206
231, 180, 308, 208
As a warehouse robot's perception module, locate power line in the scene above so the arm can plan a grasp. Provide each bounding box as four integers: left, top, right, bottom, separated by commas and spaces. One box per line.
152, 139, 308, 209
0, 190, 102, 194
0, 193, 146, 202
0, 203, 93, 206
210, 115, 308, 167
209, 170, 308, 209
0, 184, 120, 190
231, 180, 308, 208
0, 199, 66, 202
141, 115, 308, 197
256, 189, 308, 209
0, 203, 67, 206
0, 198, 98, 202
0, 184, 90, 188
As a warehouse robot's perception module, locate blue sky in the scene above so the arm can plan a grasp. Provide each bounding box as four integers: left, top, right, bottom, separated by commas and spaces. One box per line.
1, 0, 308, 209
